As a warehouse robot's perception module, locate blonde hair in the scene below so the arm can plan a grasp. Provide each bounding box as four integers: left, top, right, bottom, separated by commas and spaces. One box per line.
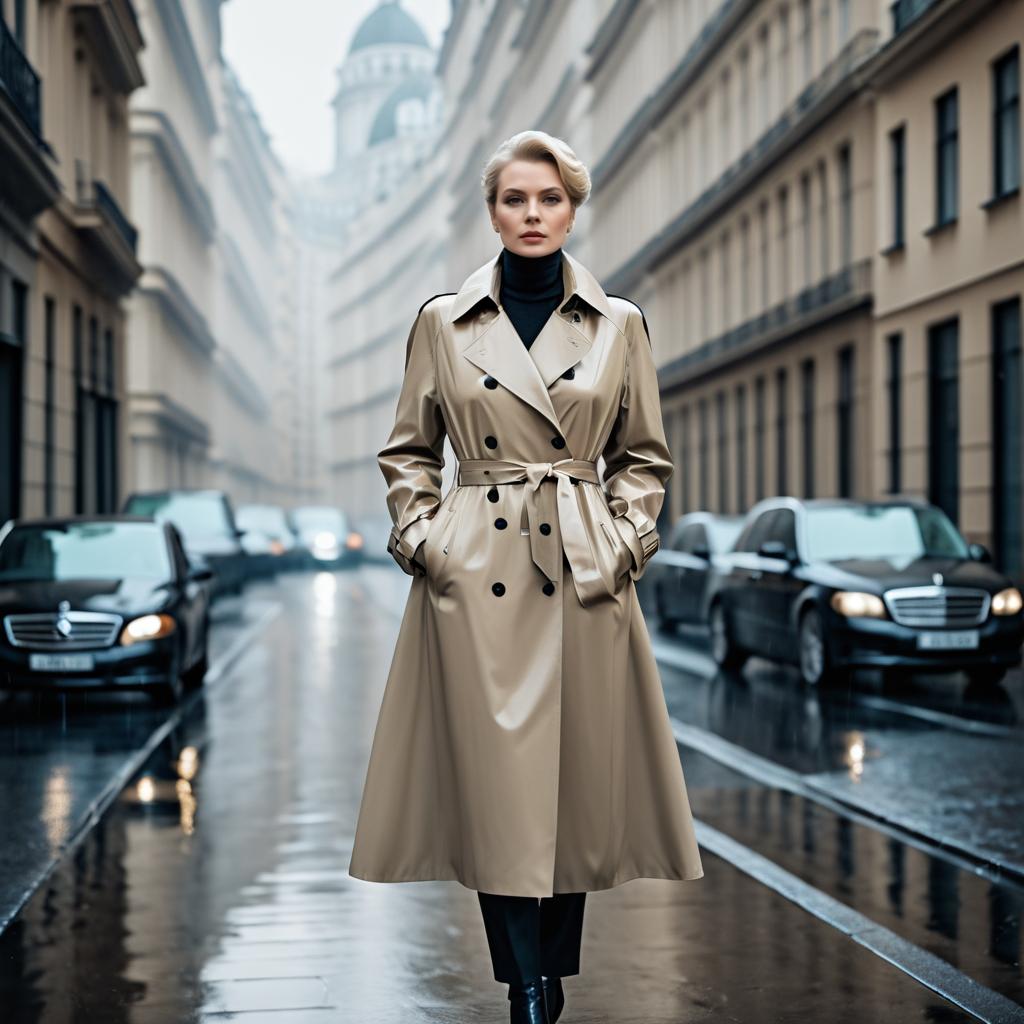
481, 130, 592, 209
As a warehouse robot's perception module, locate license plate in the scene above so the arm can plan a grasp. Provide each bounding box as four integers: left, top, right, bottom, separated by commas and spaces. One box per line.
29, 652, 96, 671
916, 630, 979, 650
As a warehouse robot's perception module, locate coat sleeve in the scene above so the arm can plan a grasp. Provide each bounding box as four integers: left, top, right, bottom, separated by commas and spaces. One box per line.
601, 304, 673, 582
379, 300, 447, 576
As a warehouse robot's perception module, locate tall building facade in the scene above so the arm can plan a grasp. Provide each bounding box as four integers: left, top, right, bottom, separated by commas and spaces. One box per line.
0, 0, 143, 521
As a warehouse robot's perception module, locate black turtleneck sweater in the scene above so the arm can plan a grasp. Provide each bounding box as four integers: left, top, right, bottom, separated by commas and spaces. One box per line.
499, 245, 564, 350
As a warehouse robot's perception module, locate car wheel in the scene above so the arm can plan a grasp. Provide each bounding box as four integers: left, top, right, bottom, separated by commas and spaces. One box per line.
710, 601, 747, 670
966, 666, 1008, 687
798, 607, 830, 686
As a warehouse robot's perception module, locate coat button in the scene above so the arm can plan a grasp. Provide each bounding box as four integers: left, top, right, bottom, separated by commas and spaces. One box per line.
495, 517, 507, 529
483, 375, 498, 389
539, 522, 551, 535
571, 478, 580, 486
572, 312, 581, 323
485, 435, 498, 449
492, 582, 505, 596
487, 487, 499, 502
542, 581, 555, 595
551, 435, 565, 449
561, 367, 575, 380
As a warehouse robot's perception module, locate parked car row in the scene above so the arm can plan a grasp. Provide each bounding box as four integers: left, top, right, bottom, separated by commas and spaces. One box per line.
0, 489, 366, 704
651, 497, 1024, 689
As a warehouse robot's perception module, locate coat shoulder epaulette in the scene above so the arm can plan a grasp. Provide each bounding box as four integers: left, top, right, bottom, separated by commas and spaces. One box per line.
605, 294, 651, 346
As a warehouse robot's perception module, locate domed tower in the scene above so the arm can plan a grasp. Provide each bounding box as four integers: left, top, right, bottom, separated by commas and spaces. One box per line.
331, 1, 438, 177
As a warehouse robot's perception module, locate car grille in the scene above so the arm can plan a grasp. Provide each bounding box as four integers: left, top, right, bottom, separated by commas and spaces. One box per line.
4, 611, 123, 650
883, 587, 990, 628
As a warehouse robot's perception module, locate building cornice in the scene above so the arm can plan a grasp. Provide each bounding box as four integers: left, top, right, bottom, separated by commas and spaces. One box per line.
137, 265, 216, 357
70, 0, 145, 94
154, 0, 218, 134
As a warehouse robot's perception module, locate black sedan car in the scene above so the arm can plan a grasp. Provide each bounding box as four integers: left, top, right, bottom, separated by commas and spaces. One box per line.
708, 497, 1024, 687
0, 516, 213, 704
653, 512, 745, 629
122, 489, 246, 599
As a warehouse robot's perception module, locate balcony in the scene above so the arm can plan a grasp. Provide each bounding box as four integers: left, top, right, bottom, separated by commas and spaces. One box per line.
73, 167, 142, 296
70, 0, 144, 93
0, 16, 59, 220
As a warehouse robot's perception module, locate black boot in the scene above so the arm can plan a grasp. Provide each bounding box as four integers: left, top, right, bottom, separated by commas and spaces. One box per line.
507, 977, 550, 1023
542, 976, 564, 1022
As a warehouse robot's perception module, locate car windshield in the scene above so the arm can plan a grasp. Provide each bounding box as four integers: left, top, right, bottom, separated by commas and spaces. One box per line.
291, 507, 345, 532
804, 505, 970, 563
708, 520, 743, 552
0, 522, 172, 582
236, 505, 290, 536
125, 493, 233, 538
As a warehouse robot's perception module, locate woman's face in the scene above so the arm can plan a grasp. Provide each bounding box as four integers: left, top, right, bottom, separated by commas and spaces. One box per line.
489, 158, 575, 257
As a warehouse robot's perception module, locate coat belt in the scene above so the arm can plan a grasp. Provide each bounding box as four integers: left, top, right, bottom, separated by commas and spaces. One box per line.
457, 458, 609, 605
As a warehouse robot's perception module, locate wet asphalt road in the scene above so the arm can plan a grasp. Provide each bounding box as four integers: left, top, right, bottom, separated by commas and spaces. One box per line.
0, 564, 1022, 1021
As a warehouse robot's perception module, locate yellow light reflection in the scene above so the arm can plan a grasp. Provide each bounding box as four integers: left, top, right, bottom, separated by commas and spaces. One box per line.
43, 768, 72, 849
844, 731, 866, 782
136, 776, 156, 803
177, 746, 200, 781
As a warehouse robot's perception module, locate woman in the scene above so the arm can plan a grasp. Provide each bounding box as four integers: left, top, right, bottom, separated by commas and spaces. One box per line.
348, 131, 704, 1023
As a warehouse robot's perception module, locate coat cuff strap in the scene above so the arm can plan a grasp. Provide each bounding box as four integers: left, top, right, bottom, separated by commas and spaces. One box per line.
611, 508, 660, 581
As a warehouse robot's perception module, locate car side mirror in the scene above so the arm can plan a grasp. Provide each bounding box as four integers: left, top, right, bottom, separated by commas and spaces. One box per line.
187, 561, 215, 582
969, 542, 992, 563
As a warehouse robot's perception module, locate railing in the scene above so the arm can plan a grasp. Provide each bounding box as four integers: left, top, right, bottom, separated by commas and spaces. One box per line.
891, 0, 939, 34
0, 15, 41, 136
75, 166, 139, 253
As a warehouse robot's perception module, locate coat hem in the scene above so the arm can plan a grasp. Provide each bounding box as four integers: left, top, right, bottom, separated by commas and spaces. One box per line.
347, 865, 705, 898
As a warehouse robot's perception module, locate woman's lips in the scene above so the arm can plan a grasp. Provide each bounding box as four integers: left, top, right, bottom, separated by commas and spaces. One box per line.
521, 233, 545, 239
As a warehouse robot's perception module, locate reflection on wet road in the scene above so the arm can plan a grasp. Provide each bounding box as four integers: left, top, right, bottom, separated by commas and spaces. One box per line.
0, 567, 1019, 1021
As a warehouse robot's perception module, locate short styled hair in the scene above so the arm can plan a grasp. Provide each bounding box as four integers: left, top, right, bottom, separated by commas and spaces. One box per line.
481, 130, 592, 209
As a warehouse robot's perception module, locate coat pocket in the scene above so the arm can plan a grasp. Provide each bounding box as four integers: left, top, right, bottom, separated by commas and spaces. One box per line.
425, 489, 467, 579
600, 520, 632, 590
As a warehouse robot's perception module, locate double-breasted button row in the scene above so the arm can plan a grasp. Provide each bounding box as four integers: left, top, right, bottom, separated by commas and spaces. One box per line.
561, 367, 575, 380
492, 580, 557, 596
485, 435, 498, 449
483, 375, 498, 389
551, 435, 565, 449
487, 487, 499, 502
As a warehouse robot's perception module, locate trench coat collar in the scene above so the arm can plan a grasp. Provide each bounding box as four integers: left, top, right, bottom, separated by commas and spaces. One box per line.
450, 249, 615, 435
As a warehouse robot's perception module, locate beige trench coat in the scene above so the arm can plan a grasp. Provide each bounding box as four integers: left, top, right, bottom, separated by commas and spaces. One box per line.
348, 248, 704, 897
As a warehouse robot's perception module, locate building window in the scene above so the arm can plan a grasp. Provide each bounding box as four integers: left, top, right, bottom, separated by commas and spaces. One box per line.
837, 344, 854, 497
800, 172, 813, 287
681, 406, 691, 514
754, 375, 766, 500
886, 332, 902, 494
698, 397, 709, 509
699, 247, 711, 339
759, 199, 770, 309
73, 305, 84, 513
758, 23, 771, 130
736, 383, 748, 512
778, 186, 790, 299
819, 0, 831, 65
818, 159, 830, 275
935, 87, 959, 226
717, 390, 728, 511
740, 215, 751, 320
739, 47, 751, 147
0, 279, 28, 522
721, 69, 732, 168
778, 5, 791, 110
890, 125, 906, 247
776, 367, 789, 494
993, 46, 1021, 199
44, 296, 56, 516
720, 231, 731, 333
992, 297, 1022, 577
838, 143, 853, 265
801, 358, 815, 498
928, 318, 960, 524
799, 0, 813, 85
838, 0, 851, 45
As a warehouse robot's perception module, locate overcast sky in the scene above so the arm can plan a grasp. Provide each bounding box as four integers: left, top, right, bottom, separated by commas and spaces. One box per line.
222, 0, 452, 177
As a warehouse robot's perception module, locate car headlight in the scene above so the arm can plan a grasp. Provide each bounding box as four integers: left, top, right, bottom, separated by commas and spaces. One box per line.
992, 587, 1023, 616
830, 591, 887, 618
313, 531, 337, 550
120, 613, 177, 645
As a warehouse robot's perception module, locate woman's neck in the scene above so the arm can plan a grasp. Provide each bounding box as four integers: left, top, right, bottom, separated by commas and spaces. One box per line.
500, 245, 563, 300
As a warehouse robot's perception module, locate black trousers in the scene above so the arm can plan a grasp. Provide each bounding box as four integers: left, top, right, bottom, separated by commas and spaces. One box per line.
477, 890, 587, 985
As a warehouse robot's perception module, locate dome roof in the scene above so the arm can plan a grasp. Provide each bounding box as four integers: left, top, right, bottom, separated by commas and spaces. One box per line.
348, 1, 430, 54
368, 71, 435, 145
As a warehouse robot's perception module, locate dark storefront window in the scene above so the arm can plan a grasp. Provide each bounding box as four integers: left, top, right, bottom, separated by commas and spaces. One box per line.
887, 332, 903, 494
735, 383, 747, 513
754, 375, 766, 501
890, 125, 906, 248
680, 406, 691, 515
993, 297, 1022, 577
1, 279, 28, 523
698, 397, 709, 510
928, 318, 960, 524
776, 367, 788, 495
73, 308, 119, 514
801, 358, 815, 499
44, 296, 56, 515
837, 344, 855, 498
717, 390, 728, 512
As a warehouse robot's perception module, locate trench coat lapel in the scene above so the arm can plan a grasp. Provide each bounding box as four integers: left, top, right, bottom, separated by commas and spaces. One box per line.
452, 249, 614, 434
